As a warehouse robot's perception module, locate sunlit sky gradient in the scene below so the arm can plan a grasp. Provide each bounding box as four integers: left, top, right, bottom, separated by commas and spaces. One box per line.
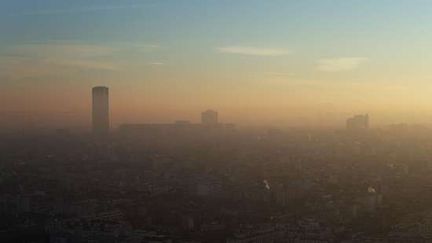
2, 0, 432, 128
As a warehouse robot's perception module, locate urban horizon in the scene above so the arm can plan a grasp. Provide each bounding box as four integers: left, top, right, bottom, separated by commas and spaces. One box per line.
4, 1, 432, 129
2, 84, 431, 132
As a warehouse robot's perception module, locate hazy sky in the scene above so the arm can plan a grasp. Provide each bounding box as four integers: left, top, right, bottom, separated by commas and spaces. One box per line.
2, 0, 432, 128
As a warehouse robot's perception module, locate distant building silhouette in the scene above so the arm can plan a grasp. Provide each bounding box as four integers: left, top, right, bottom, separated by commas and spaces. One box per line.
346, 114, 369, 130
92, 86, 110, 135
118, 110, 235, 138
201, 110, 218, 125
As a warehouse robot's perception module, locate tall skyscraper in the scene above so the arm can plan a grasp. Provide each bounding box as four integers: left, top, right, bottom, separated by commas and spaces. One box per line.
201, 109, 218, 125
92, 86, 110, 135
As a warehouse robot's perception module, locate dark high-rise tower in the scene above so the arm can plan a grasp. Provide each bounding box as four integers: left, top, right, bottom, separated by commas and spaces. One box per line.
92, 86, 110, 134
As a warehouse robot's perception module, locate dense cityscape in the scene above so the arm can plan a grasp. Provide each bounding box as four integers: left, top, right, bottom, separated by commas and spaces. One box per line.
2, 87, 432, 242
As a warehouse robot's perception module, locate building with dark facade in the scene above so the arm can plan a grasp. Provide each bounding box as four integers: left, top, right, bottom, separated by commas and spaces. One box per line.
92, 86, 110, 135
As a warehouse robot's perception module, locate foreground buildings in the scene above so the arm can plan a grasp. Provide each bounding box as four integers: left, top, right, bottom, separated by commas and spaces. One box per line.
2, 125, 432, 242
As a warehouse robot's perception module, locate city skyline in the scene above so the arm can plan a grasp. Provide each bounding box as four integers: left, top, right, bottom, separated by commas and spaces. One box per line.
93, 86, 233, 133
3, 1, 432, 128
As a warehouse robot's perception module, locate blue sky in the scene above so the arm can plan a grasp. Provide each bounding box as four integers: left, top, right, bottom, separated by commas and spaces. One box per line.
1, 0, 428, 45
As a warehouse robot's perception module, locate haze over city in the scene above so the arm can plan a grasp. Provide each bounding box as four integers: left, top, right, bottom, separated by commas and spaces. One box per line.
4, 1, 432, 243
3, 0, 432, 129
